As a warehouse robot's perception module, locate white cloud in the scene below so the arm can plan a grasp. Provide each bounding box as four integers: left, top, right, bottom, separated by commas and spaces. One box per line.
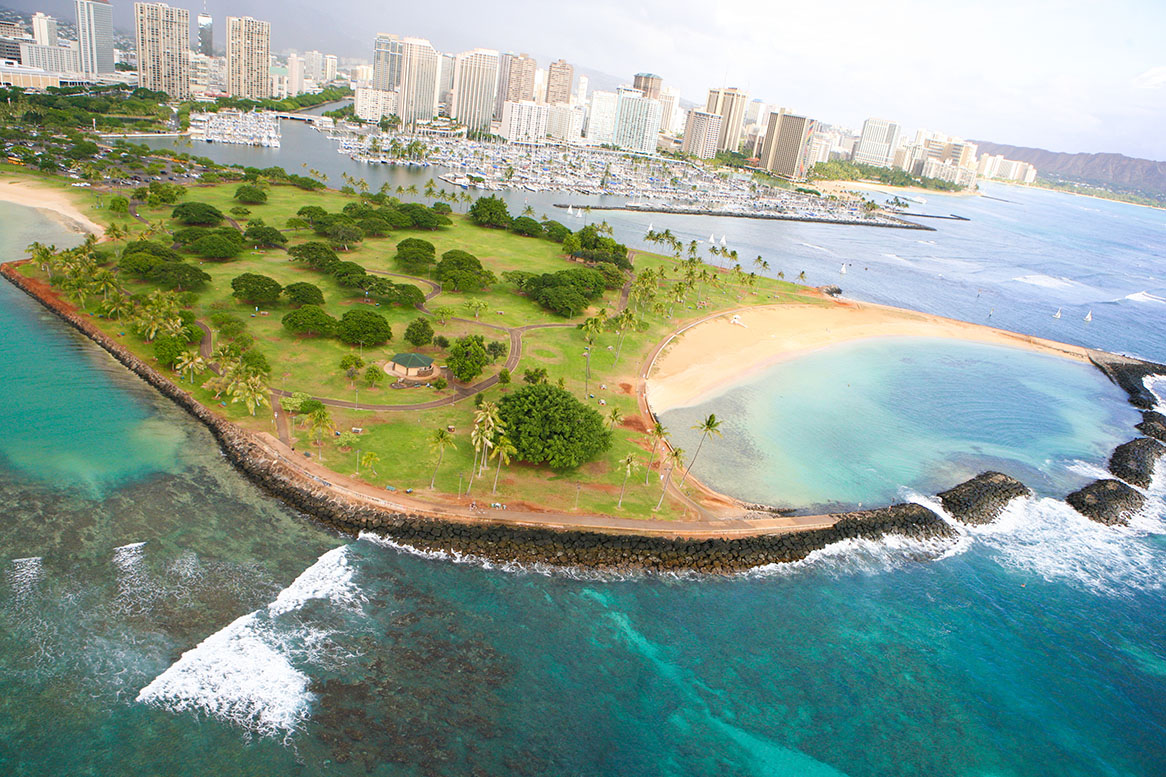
1132, 66, 1166, 89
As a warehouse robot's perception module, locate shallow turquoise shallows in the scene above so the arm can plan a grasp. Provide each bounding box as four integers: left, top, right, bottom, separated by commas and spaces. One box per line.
661, 337, 1140, 511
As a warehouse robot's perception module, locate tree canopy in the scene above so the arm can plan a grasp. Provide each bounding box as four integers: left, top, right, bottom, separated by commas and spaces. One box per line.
281, 304, 337, 336
150, 261, 210, 291
337, 308, 392, 346
395, 237, 436, 274
499, 384, 612, 469
435, 250, 495, 291
231, 273, 283, 305
403, 316, 434, 347
172, 201, 225, 226
446, 334, 489, 382
283, 281, 324, 307
468, 195, 512, 228
234, 184, 268, 204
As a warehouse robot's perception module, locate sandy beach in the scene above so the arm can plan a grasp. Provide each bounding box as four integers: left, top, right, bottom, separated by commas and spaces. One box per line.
645, 300, 1094, 413
814, 179, 980, 200
0, 177, 104, 236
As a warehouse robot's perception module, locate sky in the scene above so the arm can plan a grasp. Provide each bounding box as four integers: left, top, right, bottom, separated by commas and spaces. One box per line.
15, 0, 1166, 159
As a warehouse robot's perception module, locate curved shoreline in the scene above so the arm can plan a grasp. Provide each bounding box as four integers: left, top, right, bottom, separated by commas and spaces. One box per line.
4, 262, 1161, 572
0, 179, 105, 237
645, 301, 1097, 414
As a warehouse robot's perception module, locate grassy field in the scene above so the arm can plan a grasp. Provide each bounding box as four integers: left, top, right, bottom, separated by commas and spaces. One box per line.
14, 175, 826, 520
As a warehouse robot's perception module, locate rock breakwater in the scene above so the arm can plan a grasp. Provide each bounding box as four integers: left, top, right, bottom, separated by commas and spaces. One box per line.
937, 472, 1032, 524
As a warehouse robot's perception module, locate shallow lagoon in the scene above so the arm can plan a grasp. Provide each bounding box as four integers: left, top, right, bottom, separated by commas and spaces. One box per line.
662, 337, 1141, 511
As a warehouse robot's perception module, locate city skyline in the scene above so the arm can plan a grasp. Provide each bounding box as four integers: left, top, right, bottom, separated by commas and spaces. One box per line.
5, 0, 1164, 159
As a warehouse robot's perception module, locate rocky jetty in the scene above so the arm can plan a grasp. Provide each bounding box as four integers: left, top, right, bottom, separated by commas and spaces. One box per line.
1108, 437, 1165, 489
1065, 479, 1146, 526
937, 471, 1032, 524
1, 263, 958, 574
817, 285, 843, 297
1135, 411, 1166, 443
1089, 355, 1166, 410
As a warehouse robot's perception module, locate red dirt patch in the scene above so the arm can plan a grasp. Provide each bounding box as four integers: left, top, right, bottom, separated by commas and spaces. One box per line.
621, 415, 648, 434
619, 382, 634, 394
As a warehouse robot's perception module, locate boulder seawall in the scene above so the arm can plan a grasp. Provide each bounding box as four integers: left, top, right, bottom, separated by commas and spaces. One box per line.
2, 262, 958, 574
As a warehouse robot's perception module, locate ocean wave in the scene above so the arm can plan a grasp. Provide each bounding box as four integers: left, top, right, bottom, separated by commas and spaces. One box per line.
5, 556, 44, 604
136, 545, 363, 738
1011, 274, 1091, 292
1122, 291, 1166, 305
1145, 375, 1166, 408
798, 242, 829, 252
745, 533, 968, 579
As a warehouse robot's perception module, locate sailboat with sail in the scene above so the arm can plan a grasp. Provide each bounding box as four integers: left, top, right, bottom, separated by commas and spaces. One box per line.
1085, 310, 1093, 323
1053, 308, 1061, 319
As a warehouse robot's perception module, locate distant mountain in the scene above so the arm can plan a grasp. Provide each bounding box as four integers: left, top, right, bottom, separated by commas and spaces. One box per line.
972, 141, 1166, 197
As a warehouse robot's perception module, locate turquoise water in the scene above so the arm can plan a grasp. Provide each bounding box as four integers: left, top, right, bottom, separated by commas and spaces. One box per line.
663, 338, 1141, 511
2, 186, 1165, 775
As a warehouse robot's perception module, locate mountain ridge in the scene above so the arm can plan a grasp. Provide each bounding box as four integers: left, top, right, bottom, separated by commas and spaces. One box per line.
972, 141, 1166, 197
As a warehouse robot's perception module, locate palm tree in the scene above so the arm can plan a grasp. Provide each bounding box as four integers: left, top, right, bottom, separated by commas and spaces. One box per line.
104, 222, 126, 242
490, 435, 516, 494
308, 406, 333, 461
607, 407, 622, 431
645, 421, 668, 485
472, 402, 503, 477
796, 270, 807, 282
654, 448, 684, 511
617, 453, 637, 508
91, 269, 119, 299
229, 375, 269, 416
680, 414, 722, 486
429, 428, 455, 489
174, 351, 206, 383
360, 451, 380, 477
580, 316, 603, 396
521, 204, 535, 217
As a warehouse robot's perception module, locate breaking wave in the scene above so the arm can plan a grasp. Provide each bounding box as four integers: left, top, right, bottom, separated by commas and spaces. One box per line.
136, 545, 363, 738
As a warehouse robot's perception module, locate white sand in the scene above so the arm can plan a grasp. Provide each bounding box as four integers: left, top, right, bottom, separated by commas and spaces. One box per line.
646, 301, 1093, 413
0, 177, 104, 236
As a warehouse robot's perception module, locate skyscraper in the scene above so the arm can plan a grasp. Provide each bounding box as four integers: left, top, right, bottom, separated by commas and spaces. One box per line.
303, 50, 324, 83
852, 118, 901, 168
437, 52, 456, 115
323, 54, 337, 83
451, 48, 498, 134
681, 110, 722, 159
545, 58, 573, 105
612, 87, 662, 154
586, 90, 619, 144
31, 13, 58, 46
287, 53, 304, 95
372, 33, 403, 92
226, 16, 270, 99
397, 37, 440, 126
197, 5, 212, 56
658, 86, 679, 134
759, 110, 818, 179
75, 0, 115, 76
504, 53, 536, 103
705, 87, 749, 153
633, 72, 662, 100
499, 100, 548, 142
135, 2, 191, 100
575, 75, 588, 106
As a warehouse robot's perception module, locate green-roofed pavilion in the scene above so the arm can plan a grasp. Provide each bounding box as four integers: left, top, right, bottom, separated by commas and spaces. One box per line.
388, 352, 436, 377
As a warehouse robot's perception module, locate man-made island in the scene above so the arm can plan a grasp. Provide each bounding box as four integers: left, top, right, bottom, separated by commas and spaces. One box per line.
2, 167, 1162, 573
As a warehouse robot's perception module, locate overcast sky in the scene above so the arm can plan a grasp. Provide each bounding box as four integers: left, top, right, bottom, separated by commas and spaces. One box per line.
18, 0, 1166, 159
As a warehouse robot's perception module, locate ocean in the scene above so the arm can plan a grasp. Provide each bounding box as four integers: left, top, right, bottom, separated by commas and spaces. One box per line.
2, 148, 1164, 776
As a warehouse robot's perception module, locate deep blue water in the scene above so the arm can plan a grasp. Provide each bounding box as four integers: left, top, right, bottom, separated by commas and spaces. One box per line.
2, 159, 1165, 775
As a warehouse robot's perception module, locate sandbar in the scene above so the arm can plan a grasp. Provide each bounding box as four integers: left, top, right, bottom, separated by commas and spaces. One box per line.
0, 177, 104, 237
645, 300, 1093, 413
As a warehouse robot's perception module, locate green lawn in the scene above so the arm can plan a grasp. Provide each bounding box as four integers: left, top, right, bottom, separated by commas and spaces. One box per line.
17, 175, 827, 520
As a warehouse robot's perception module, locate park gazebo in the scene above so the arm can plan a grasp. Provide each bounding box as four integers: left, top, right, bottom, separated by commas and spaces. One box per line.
387, 352, 435, 379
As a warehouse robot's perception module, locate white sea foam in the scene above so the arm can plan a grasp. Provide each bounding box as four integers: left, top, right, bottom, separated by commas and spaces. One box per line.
6, 557, 44, 603
746, 533, 966, 579
1011, 274, 1090, 292
798, 242, 829, 252
1124, 291, 1166, 305
1144, 375, 1166, 408
113, 541, 155, 614
1065, 459, 1112, 481
136, 545, 363, 738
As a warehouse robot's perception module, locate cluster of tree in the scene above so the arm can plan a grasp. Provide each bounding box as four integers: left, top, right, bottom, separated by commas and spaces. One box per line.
172, 201, 226, 226
291, 199, 451, 250
237, 165, 324, 191
466, 196, 571, 243
234, 184, 267, 204
498, 384, 612, 469
282, 305, 393, 346
809, 160, 964, 192
171, 223, 244, 260
189, 87, 354, 116
287, 241, 425, 307
130, 180, 186, 206
435, 250, 496, 291
563, 224, 632, 269
116, 239, 211, 291
503, 267, 609, 317
0, 85, 170, 132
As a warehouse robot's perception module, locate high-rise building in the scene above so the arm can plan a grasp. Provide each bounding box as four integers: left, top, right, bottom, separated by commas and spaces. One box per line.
632, 72, 662, 100
303, 50, 324, 83
705, 87, 749, 153
852, 118, 901, 168
323, 54, 337, 83
437, 52, 456, 115
197, 7, 212, 56
287, 53, 304, 95
226, 16, 270, 99
450, 48, 499, 134
499, 100, 548, 142
75, 0, 115, 76
397, 37, 440, 126
585, 90, 619, 145
533, 67, 547, 103
575, 74, 588, 106
19, 42, 79, 73
135, 2, 191, 100
546, 58, 573, 105
504, 52, 536, 103
658, 86, 679, 134
493, 53, 513, 120
744, 99, 769, 126
759, 110, 818, 179
32, 13, 58, 46
189, 51, 210, 94
681, 109, 722, 159
546, 103, 585, 141
372, 33, 403, 92
354, 86, 396, 122
612, 87, 662, 154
